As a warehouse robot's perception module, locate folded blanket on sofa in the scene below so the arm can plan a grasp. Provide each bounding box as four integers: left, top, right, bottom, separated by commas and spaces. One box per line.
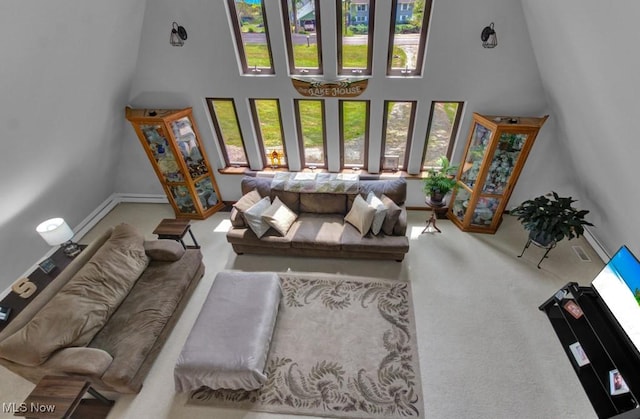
270, 172, 359, 194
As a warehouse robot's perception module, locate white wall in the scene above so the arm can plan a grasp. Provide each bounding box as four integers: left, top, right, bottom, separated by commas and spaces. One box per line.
521, 0, 640, 257
0, 1, 146, 289
117, 0, 566, 208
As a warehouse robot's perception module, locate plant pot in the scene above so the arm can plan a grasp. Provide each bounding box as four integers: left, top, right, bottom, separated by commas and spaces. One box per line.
529, 231, 555, 247
428, 191, 446, 207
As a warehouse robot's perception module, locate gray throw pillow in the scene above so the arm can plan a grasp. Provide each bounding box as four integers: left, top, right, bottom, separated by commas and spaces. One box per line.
366, 191, 387, 235
381, 194, 402, 236
144, 240, 185, 261
244, 196, 272, 238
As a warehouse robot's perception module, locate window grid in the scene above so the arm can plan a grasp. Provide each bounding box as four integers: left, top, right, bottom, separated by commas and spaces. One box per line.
249, 99, 289, 169
294, 99, 327, 168
422, 101, 464, 170
337, 0, 376, 76
226, 0, 275, 75
281, 0, 323, 75
380, 100, 417, 171
387, 0, 432, 76
339, 100, 370, 170
206, 98, 249, 167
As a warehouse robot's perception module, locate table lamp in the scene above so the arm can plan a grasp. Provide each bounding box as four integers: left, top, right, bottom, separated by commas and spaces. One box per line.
36, 217, 80, 257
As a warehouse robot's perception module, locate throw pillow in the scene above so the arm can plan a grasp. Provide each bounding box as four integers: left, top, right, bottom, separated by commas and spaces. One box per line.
366, 191, 387, 235
344, 194, 376, 237
381, 194, 402, 236
233, 189, 262, 226
243, 196, 272, 238
144, 239, 185, 261
262, 196, 298, 236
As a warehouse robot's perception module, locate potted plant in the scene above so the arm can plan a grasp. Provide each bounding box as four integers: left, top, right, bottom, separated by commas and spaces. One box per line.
510, 191, 594, 246
423, 156, 458, 206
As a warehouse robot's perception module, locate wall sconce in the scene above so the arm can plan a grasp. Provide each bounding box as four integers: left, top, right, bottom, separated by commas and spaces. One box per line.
481, 22, 497, 48
170, 21, 188, 47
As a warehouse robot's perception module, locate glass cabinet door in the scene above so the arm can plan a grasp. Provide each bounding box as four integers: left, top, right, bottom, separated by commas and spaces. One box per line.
481, 132, 529, 195
194, 176, 219, 210
141, 124, 184, 183
460, 123, 492, 188
169, 117, 209, 180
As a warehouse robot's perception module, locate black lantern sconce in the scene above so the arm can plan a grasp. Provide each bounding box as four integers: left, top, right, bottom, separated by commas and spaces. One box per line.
481, 22, 497, 48
170, 22, 188, 47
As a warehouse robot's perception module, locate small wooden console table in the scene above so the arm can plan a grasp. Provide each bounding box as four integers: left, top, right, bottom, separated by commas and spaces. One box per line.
14, 375, 114, 419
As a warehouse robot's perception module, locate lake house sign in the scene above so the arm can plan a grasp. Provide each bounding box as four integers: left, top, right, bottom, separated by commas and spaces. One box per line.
291, 77, 368, 98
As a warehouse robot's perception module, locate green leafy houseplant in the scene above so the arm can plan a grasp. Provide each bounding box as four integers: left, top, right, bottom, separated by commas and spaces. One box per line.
423, 156, 458, 205
510, 191, 594, 245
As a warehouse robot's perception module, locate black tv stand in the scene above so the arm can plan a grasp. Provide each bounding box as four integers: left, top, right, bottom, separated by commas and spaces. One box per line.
540, 283, 640, 418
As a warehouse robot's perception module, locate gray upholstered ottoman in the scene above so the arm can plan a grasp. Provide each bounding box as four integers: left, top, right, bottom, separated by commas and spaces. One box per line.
174, 271, 281, 392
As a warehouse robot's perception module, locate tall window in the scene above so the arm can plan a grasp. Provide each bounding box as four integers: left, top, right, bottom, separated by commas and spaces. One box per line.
227, 0, 274, 74
281, 0, 323, 75
381, 100, 416, 170
206, 98, 249, 167
294, 99, 327, 168
387, 0, 432, 76
340, 100, 370, 169
337, 0, 376, 75
422, 101, 464, 169
249, 99, 289, 168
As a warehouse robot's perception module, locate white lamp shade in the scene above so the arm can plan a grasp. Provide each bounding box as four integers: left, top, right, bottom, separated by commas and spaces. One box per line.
36, 218, 74, 246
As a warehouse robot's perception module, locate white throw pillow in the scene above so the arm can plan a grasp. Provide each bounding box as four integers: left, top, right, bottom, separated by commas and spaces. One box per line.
366, 191, 387, 235
262, 196, 298, 236
344, 194, 376, 236
243, 197, 272, 238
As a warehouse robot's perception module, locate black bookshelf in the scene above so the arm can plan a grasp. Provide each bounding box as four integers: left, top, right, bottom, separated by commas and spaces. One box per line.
540, 283, 640, 418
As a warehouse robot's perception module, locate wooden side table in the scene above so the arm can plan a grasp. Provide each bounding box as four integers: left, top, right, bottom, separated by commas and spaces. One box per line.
13, 375, 113, 419
422, 199, 449, 234
152, 218, 200, 249
0, 245, 87, 333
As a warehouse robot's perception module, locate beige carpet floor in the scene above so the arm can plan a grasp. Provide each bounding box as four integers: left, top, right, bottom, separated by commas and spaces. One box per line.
0, 203, 603, 419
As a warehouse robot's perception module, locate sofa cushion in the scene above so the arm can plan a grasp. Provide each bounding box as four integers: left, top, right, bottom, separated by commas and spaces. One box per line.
366, 192, 387, 235
381, 194, 402, 236
300, 193, 346, 214
241, 176, 273, 197
0, 223, 148, 367
90, 249, 203, 391
230, 207, 246, 228
358, 179, 407, 206
344, 195, 376, 236
244, 197, 272, 238
144, 240, 185, 261
262, 196, 298, 236
227, 226, 294, 249
291, 214, 344, 250
341, 223, 410, 253
272, 190, 300, 213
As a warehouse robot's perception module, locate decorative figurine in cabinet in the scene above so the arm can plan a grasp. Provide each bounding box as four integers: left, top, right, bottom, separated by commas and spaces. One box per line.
125, 107, 224, 219
448, 113, 548, 233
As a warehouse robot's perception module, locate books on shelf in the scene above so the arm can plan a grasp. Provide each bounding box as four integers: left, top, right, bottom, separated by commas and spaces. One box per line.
569, 342, 590, 367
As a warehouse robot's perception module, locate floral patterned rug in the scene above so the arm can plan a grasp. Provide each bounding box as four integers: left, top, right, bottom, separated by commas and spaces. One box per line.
187, 272, 424, 419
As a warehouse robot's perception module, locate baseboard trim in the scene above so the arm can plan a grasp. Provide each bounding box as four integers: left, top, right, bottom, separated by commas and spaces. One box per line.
583, 226, 609, 263
73, 193, 168, 241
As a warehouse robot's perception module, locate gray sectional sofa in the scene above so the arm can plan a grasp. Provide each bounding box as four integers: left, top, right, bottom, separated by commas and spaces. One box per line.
226, 175, 410, 261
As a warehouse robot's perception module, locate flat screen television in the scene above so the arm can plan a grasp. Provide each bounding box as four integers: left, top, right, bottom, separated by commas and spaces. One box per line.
592, 245, 640, 356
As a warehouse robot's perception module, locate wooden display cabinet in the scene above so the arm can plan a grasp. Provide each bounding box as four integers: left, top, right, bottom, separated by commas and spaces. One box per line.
448, 113, 548, 233
126, 107, 224, 219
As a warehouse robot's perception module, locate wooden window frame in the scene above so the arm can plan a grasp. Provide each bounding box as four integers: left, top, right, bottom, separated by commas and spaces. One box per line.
387, 0, 432, 76
421, 101, 464, 170
249, 98, 290, 169
281, 0, 323, 75
226, 0, 275, 75
294, 99, 328, 169
339, 100, 370, 170
380, 100, 417, 171
336, 0, 376, 76
206, 98, 249, 168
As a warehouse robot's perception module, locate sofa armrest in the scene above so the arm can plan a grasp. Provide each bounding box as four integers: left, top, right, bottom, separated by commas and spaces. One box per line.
393, 208, 408, 236
44, 347, 113, 376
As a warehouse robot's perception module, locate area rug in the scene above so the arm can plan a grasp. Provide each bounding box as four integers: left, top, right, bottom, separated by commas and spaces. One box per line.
188, 271, 424, 418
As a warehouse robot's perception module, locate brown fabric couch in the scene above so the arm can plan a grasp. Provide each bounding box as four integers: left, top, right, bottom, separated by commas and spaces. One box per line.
227, 176, 410, 261
0, 223, 204, 394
